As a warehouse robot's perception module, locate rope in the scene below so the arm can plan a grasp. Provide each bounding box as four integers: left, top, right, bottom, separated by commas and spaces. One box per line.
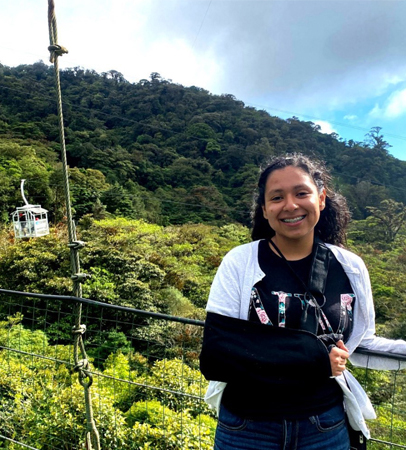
47, 2, 100, 449
47, 0, 68, 63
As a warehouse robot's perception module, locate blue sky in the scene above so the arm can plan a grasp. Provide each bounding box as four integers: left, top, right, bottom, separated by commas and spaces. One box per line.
1, 0, 406, 160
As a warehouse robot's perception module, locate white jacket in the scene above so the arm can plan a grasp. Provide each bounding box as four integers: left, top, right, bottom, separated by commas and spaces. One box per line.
204, 240, 406, 438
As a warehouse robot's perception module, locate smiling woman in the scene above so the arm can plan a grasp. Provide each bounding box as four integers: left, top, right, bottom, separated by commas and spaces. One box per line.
200, 153, 406, 450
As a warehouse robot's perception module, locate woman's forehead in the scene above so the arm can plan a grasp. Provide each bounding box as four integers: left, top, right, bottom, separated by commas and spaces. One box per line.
265, 166, 315, 187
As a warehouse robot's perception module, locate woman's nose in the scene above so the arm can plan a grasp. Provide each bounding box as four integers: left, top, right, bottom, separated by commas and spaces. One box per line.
283, 195, 298, 211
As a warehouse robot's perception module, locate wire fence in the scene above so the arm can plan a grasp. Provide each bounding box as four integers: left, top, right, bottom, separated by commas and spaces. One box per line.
0, 289, 405, 449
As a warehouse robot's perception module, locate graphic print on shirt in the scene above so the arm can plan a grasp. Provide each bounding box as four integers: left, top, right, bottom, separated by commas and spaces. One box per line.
250, 287, 273, 325
271, 291, 292, 327
250, 289, 356, 335
293, 293, 307, 308
337, 293, 355, 334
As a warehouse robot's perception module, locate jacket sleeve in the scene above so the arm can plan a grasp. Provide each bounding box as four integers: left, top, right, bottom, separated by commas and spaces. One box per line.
205, 245, 247, 318
200, 312, 332, 387
349, 253, 406, 370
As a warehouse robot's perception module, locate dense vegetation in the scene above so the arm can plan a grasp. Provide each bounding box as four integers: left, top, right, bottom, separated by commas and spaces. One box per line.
0, 62, 406, 448
1, 62, 406, 228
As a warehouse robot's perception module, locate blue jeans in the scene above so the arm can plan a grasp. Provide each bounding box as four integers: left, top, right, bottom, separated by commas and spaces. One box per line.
214, 403, 350, 450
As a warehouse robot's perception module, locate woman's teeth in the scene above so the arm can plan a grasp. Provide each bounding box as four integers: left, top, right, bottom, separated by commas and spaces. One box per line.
281, 216, 305, 223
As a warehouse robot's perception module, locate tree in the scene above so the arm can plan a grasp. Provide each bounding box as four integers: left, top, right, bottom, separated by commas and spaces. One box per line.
364, 127, 392, 153
342, 180, 387, 220
70, 167, 110, 219
366, 199, 406, 242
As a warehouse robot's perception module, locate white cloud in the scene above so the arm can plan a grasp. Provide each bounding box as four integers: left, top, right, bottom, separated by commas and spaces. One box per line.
313, 120, 337, 135
130, 38, 222, 89
368, 88, 406, 119
384, 88, 406, 118
368, 103, 382, 118
0, 0, 221, 91
0, 0, 48, 66
343, 114, 358, 121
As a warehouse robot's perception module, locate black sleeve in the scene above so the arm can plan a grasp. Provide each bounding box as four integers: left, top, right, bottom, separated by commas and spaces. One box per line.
200, 312, 332, 387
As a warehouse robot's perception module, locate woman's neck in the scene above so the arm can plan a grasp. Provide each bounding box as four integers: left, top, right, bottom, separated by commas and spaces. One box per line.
270, 235, 314, 261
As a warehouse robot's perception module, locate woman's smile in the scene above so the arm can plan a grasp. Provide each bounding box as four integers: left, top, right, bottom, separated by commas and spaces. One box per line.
280, 215, 306, 224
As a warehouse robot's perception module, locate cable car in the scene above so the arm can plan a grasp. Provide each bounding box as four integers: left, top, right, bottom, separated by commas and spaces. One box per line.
12, 180, 50, 238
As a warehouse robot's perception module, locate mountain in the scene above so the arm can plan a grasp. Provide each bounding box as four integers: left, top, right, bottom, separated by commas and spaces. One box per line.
1, 61, 406, 226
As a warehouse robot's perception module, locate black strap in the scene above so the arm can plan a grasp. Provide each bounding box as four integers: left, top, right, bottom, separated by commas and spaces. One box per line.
309, 239, 332, 297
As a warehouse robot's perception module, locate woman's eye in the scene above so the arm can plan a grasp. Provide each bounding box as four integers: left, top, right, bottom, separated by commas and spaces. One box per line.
297, 192, 309, 197
271, 196, 282, 201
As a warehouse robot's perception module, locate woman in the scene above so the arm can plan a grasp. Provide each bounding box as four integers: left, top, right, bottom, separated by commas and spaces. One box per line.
200, 153, 406, 450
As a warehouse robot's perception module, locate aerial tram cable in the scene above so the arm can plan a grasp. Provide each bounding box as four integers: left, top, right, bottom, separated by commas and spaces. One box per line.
47, 1, 101, 449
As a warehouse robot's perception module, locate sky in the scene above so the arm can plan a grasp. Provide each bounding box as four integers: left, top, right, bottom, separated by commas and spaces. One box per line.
1, 0, 406, 160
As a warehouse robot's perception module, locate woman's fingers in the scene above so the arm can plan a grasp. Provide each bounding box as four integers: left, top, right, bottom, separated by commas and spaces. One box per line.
335, 340, 349, 352
329, 344, 350, 377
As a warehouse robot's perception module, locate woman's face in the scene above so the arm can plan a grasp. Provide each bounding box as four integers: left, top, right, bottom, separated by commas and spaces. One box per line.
261, 166, 326, 247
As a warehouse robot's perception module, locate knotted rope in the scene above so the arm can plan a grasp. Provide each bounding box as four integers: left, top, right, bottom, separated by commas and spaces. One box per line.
48, 0, 68, 63
47, 1, 100, 449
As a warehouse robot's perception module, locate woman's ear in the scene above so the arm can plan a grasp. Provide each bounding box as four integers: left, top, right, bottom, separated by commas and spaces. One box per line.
319, 188, 327, 211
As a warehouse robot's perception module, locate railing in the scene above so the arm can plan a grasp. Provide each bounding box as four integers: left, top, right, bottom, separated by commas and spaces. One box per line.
348, 348, 406, 450
0, 289, 404, 449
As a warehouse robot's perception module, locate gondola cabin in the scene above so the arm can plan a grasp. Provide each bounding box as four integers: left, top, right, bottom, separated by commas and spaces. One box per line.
11, 180, 50, 239
12, 205, 50, 238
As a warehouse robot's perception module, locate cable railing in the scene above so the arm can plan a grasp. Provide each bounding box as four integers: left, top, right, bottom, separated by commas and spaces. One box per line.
0, 288, 404, 449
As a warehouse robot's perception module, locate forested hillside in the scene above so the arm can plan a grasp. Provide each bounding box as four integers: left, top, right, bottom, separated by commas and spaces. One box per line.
1, 61, 406, 228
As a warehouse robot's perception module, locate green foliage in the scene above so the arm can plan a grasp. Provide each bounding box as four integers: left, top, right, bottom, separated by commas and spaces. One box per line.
142, 358, 211, 416
366, 199, 406, 243
70, 167, 110, 218
371, 405, 406, 447
351, 366, 393, 405
0, 138, 53, 221
78, 218, 248, 311
93, 331, 132, 364
341, 181, 387, 220
0, 213, 405, 448
0, 322, 214, 449
4, 323, 48, 355
158, 287, 199, 317
3, 63, 406, 227
0, 228, 70, 293
0, 218, 248, 356
348, 242, 406, 337
125, 400, 216, 449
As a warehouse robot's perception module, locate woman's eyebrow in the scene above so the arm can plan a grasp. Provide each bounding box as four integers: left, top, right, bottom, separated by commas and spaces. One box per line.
267, 184, 311, 194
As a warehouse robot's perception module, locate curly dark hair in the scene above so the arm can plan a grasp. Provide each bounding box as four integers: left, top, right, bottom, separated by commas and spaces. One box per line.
251, 153, 350, 246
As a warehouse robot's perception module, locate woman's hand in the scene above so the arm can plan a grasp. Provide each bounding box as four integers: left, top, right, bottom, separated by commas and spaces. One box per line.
329, 340, 349, 377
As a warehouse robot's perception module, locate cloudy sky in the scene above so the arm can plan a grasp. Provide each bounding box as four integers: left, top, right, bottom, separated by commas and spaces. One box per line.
1, 0, 406, 160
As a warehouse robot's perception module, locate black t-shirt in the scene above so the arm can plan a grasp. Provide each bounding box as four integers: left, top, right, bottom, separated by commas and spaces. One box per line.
249, 240, 354, 341
222, 240, 355, 420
